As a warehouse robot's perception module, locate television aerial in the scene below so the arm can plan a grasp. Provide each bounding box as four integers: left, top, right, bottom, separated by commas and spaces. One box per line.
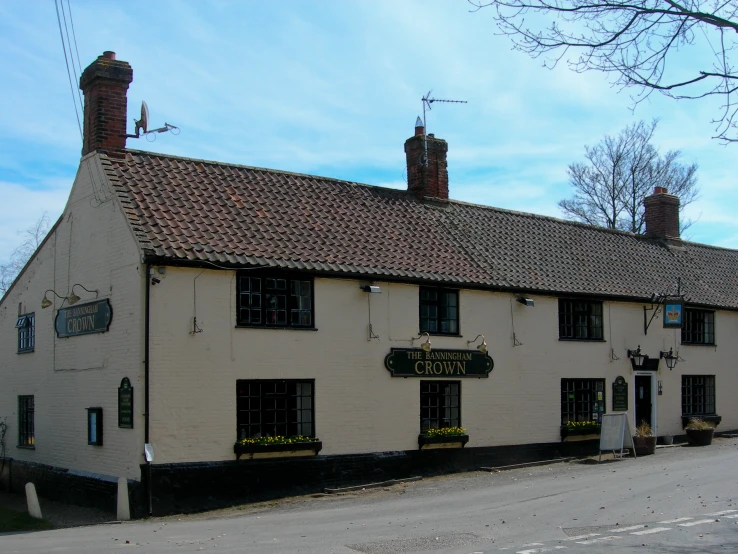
418, 91, 466, 166
128, 101, 180, 141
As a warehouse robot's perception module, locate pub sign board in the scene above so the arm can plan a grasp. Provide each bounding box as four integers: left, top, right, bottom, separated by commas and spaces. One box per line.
55, 299, 113, 338
663, 299, 683, 328
118, 377, 134, 429
385, 348, 494, 378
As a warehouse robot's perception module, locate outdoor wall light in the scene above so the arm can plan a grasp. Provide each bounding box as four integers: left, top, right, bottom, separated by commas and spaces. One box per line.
517, 297, 534, 307
360, 285, 381, 293
467, 334, 488, 354
627, 345, 646, 369
41, 289, 66, 309
67, 283, 99, 306
660, 348, 679, 370
413, 332, 432, 352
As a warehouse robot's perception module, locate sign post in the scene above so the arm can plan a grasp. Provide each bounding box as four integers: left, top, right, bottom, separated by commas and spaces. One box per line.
599, 413, 634, 461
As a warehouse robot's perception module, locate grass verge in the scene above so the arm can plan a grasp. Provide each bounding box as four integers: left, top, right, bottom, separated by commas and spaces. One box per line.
0, 507, 53, 533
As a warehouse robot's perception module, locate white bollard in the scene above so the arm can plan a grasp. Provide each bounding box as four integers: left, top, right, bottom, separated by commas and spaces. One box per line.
25, 482, 43, 520
117, 477, 131, 521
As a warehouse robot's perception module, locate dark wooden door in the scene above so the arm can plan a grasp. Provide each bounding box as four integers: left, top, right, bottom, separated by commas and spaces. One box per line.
635, 375, 652, 428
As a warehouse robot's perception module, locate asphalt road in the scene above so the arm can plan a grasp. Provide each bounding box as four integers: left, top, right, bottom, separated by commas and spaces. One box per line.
2, 438, 737, 553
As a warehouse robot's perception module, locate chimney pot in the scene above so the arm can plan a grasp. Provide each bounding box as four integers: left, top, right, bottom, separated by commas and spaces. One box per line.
654, 186, 668, 194
414, 116, 424, 136
102, 51, 116, 60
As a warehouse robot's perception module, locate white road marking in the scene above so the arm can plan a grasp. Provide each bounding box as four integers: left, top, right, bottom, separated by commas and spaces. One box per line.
515, 543, 566, 554
679, 519, 715, 527
608, 524, 646, 532
724, 514, 738, 519
564, 534, 600, 541
576, 536, 622, 545
631, 527, 672, 535
704, 509, 738, 516
659, 517, 692, 523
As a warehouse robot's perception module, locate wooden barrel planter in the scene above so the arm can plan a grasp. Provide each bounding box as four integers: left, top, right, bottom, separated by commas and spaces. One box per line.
686, 428, 714, 446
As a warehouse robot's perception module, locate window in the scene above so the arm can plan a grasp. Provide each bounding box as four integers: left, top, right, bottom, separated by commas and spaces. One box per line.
16, 313, 35, 353
236, 380, 314, 439
87, 407, 103, 446
237, 272, 313, 328
558, 300, 603, 340
561, 379, 605, 425
682, 375, 715, 416
420, 381, 460, 432
18, 395, 34, 447
419, 287, 459, 335
681, 309, 715, 345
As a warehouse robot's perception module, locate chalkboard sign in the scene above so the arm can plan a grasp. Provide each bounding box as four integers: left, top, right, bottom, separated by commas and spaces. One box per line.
599, 413, 634, 460
118, 378, 134, 429
612, 376, 628, 412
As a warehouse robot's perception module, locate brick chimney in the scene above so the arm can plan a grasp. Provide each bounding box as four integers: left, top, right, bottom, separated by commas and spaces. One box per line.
405, 118, 449, 200
79, 51, 133, 156
644, 186, 680, 240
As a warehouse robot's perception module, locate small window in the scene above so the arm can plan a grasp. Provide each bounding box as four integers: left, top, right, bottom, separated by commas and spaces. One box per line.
681, 309, 715, 345
237, 272, 313, 328
682, 375, 716, 416
16, 313, 35, 353
420, 381, 460, 432
87, 407, 103, 446
18, 395, 34, 448
236, 380, 315, 439
558, 300, 603, 340
419, 287, 459, 335
561, 379, 605, 425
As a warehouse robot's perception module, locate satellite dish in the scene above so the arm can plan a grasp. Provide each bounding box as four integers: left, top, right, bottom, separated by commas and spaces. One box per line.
134, 101, 149, 137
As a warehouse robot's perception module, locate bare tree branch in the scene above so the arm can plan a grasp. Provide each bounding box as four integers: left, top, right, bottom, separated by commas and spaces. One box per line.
559, 120, 699, 233
469, 0, 738, 142
0, 214, 50, 296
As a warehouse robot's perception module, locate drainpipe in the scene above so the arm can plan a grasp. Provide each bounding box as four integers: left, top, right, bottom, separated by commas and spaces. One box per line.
144, 262, 152, 515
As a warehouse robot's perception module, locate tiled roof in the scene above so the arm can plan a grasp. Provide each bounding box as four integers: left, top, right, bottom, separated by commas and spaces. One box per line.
103, 150, 738, 309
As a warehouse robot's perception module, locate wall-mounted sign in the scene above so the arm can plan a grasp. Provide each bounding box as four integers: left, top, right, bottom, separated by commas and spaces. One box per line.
612, 376, 628, 412
87, 407, 103, 446
55, 299, 113, 338
663, 300, 683, 328
384, 348, 493, 378
118, 377, 134, 429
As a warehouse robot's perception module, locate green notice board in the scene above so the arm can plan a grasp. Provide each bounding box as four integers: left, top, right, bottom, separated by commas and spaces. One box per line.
612, 376, 628, 412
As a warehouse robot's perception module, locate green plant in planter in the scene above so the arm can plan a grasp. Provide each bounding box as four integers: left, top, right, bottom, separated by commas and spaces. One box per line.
564, 421, 601, 433
633, 420, 657, 455
236, 435, 318, 446
421, 426, 467, 438
685, 417, 715, 446
634, 421, 653, 437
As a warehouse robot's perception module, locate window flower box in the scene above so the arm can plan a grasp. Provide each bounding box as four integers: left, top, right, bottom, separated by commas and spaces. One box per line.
234, 438, 322, 461
418, 427, 469, 450
560, 422, 601, 442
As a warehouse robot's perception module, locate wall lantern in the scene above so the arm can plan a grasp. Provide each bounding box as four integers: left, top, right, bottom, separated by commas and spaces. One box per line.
41, 289, 66, 309
360, 285, 381, 293
467, 334, 488, 354
660, 348, 680, 370
413, 332, 432, 352
517, 297, 534, 307
627, 345, 646, 369
67, 284, 99, 306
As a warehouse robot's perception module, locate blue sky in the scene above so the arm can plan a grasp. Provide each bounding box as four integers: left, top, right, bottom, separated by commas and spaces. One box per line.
1, 1, 736, 263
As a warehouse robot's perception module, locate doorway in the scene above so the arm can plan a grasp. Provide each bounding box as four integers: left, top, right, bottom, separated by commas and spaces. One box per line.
634, 375, 653, 429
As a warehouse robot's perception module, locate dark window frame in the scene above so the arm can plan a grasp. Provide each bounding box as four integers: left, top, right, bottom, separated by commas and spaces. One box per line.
420, 380, 461, 432
236, 271, 314, 329
561, 379, 606, 425
16, 313, 35, 353
681, 308, 715, 345
419, 286, 460, 336
236, 379, 315, 440
558, 299, 604, 341
18, 395, 35, 448
681, 375, 716, 416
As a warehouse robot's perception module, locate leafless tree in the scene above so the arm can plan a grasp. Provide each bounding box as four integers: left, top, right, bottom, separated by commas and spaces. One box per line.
469, 0, 738, 143
0, 214, 51, 296
559, 120, 699, 233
